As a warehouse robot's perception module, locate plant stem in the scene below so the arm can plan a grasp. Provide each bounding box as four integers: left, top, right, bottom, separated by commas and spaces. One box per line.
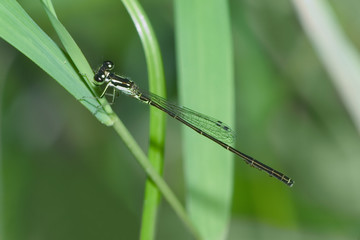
112, 117, 202, 240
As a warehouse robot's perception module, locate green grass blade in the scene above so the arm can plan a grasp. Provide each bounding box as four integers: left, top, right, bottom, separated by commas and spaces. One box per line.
120, 1, 167, 239
175, 1, 234, 239
41, 0, 94, 89
0, 0, 113, 125
40, 0, 115, 125
112, 118, 201, 240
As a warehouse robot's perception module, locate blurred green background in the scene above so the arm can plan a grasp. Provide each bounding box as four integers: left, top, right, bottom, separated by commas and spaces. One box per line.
1, 0, 360, 239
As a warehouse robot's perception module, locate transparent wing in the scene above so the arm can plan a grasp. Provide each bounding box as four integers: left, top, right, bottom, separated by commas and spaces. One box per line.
144, 92, 236, 144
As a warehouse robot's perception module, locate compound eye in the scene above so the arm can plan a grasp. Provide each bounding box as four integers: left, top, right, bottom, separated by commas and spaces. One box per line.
94, 72, 106, 85
103, 61, 114, 70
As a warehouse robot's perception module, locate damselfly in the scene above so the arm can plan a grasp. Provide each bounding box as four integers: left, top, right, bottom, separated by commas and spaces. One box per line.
93, 61, 294, 187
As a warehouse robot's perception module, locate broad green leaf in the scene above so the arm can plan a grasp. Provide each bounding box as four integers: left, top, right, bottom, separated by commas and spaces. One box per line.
175, 1, 234, 239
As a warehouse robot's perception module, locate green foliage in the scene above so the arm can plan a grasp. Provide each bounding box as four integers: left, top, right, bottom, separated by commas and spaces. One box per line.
1, 0, 360, 239
0, 0, 197, 239
120, 1, 166, 239
175, 1, 234, 239
0, 0, 113, 125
